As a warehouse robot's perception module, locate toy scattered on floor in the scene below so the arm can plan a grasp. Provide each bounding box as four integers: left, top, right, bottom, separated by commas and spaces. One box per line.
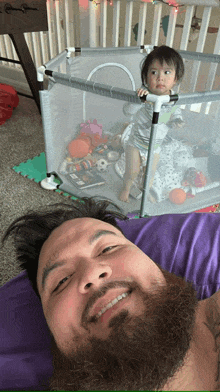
96, 158, 109, 172
189, 181, 220, 196
182, 167, 207, 187
194, 171, 207, 187
59, 156, 97, 174
72, 158, 96, 172
0, 83, 19, 125
68, 119, 108, 158
169, 188, 186, 205
107, 151, 120, 161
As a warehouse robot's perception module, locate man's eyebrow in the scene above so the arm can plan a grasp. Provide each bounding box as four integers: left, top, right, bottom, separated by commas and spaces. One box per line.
41, 260, 66, 292
41, 229, 118, 292
88, 229, 118, 244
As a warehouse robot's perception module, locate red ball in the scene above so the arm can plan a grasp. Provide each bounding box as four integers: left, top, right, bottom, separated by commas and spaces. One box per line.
68, 139, 91, 158
169, 188, 186, 205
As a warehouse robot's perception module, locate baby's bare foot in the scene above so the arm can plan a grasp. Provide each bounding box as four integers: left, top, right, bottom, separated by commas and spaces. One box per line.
119, 188, 130, 203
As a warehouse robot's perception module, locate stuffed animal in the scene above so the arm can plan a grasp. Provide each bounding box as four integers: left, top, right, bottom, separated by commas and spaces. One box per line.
68, 119, 108, 158
182, 167, 207, 188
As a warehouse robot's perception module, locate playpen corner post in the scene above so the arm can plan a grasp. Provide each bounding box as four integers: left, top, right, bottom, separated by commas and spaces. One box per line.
140, 95, 170, 218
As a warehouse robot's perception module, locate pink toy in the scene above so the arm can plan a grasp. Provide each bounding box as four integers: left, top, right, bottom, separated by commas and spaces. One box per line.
194, 171, 207, 187
68, 119, 108, 158
80, 119, 103, 137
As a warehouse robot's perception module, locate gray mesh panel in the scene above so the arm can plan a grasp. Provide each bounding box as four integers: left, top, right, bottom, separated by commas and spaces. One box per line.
39, 46, 220, 216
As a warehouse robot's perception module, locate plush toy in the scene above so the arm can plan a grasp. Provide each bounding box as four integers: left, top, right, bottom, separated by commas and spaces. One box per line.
80, 119, 103, 137
169, 188, 186, 205
194, 171, 207, 187
68, 119, 108, 158
182, 167, 207, 188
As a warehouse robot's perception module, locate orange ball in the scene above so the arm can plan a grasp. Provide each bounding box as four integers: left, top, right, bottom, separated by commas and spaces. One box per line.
68, 139, 91, 158
169, 188, 186, 205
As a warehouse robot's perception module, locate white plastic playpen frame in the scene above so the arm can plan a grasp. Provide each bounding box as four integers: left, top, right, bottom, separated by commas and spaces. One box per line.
37, 43, 220, 216
1, 0, 220, 216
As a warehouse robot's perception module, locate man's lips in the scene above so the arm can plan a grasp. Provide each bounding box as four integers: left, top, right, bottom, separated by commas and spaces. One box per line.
98, 292, 130, 324
89, 289, 131, 321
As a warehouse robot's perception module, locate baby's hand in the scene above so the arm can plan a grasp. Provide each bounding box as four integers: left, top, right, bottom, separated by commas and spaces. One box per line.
172, 119, 185, 128
137, 88, 149, 97
176, 120, 185, 128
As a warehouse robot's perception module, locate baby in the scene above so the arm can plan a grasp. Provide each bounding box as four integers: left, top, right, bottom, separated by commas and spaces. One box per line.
119, 45, 185, 202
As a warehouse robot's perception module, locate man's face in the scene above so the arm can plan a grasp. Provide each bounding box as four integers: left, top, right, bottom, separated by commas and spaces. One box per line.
37, 217, 166, 348
37, 217, 198, 390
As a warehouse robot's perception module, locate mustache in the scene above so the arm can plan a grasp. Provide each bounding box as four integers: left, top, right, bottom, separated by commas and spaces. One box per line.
81, 280, 137, 327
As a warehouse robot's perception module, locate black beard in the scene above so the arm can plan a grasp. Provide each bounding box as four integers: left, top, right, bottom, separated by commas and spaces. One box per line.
48, 268, 198, 391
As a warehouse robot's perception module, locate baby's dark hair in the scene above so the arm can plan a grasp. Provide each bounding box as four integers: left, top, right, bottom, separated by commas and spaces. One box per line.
141, 45, 185, 87
1, 197, 128, 299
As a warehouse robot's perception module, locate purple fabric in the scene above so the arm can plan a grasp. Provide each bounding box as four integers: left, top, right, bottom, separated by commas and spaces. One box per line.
1, 212, 220, 390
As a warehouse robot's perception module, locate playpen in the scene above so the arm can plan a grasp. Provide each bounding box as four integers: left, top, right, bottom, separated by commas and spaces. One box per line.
15, 0, 214, 216
37, 43, 220, 216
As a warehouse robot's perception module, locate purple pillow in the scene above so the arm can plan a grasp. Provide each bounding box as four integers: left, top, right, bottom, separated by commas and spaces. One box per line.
0, 271, 53, 390
1, 213, 220, 390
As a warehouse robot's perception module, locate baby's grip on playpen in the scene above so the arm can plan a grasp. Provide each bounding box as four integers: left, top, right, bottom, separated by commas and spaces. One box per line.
44, 70, 179, 108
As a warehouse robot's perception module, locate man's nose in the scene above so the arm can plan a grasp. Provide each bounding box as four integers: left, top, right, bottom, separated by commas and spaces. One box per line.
78, 263, 113, 293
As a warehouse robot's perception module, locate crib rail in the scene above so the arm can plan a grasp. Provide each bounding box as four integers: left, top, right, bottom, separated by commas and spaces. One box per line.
0, 0, 220, 114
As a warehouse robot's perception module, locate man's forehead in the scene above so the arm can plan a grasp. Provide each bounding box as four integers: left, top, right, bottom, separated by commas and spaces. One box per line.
45, 217, 121, 244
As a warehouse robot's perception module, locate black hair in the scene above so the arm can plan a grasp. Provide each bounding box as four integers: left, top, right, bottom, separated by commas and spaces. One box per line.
1, 197, 128, 299
141, 45, 185, 88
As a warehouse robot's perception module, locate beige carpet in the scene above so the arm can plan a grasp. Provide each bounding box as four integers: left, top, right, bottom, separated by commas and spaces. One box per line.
0, 94, 73, 288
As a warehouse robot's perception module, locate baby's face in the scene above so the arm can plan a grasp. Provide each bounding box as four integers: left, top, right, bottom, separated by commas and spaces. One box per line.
146, 60, 177, 95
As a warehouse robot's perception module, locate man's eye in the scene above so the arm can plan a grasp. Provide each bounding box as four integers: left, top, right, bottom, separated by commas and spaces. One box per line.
101, 245, 117, 254
165, 71, 171, 74
152, 71, 157, 75
53, 276, 71, 292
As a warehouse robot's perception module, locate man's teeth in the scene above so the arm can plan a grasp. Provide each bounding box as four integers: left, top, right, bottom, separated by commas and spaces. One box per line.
96, 292, 129, 319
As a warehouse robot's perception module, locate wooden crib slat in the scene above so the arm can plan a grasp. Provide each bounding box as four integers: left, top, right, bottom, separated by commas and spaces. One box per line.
112, 0, 120, 47
100, 0, 107, 47
89, 0, 98, 47
203, 21, 220, 114
63, 0, 71, 48
151, 2, 162, 46
190, 6, 212, 113
31, 32, 41, 69
2, 35, 9, 67
166, 7, 177, 48
39, 32, 47, 65
54, 0, 62, 54
124, 0, 133, 47
3, 35, 15, 68
137, 1, 147, 47
0, 35, 7, 66
180, 5, 194, 51
46, 0, 54, 60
